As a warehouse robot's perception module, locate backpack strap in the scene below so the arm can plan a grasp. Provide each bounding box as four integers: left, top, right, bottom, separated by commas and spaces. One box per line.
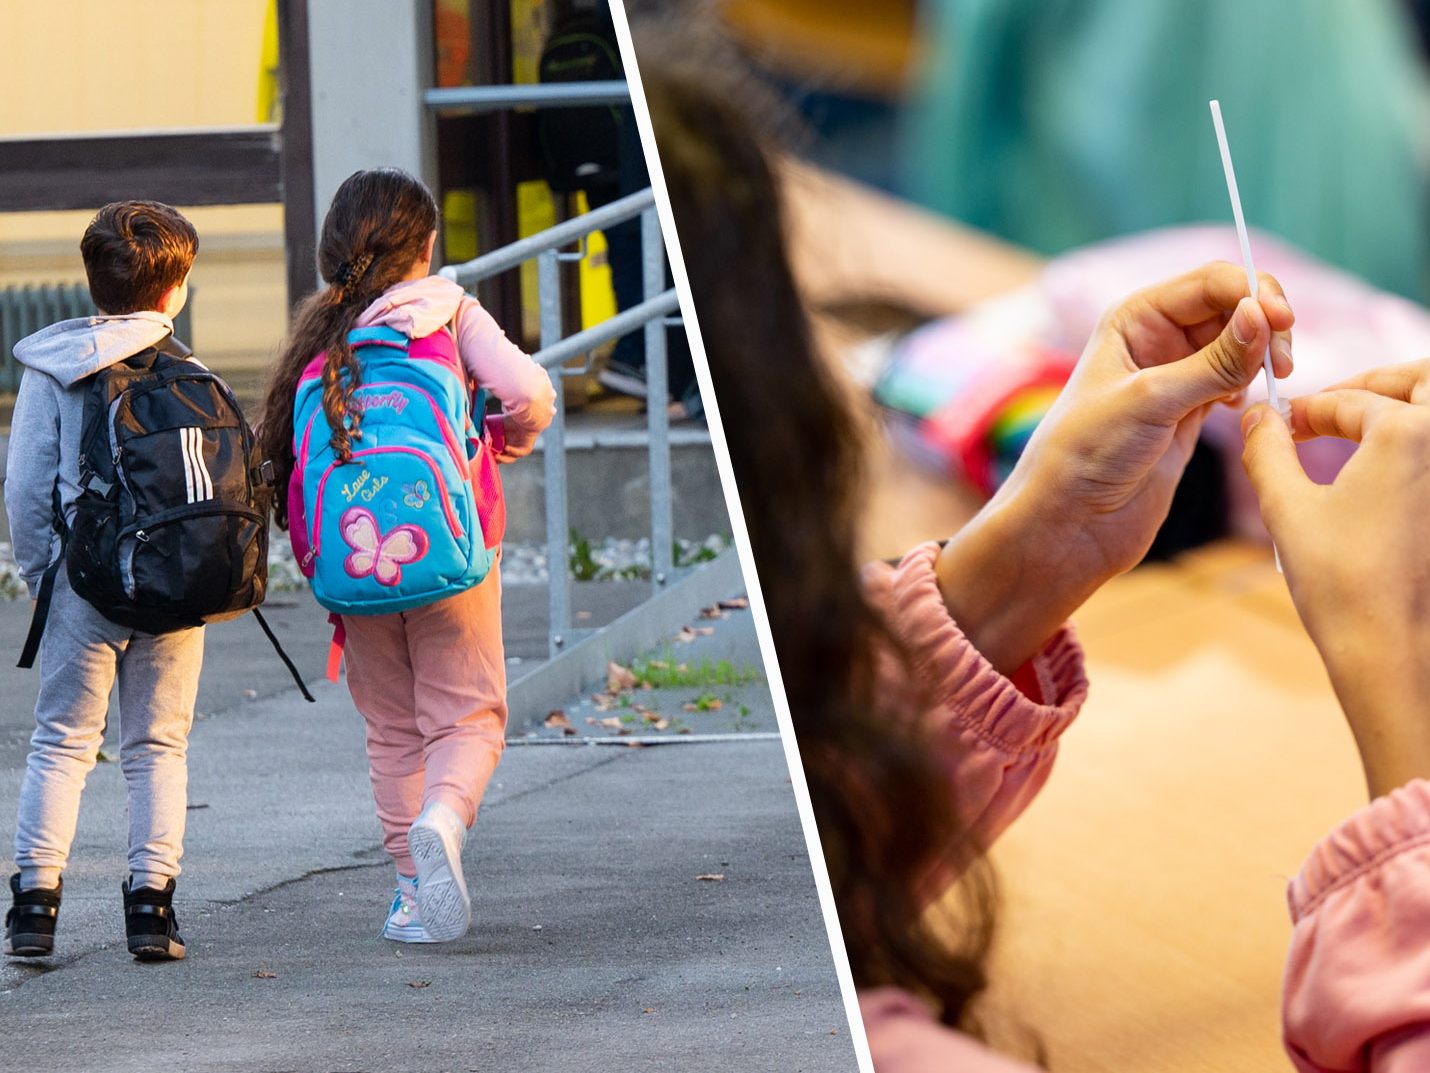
17, 559, 62, 670
156, 332, 192, 359
251, 608, 316, 703
17, 485, 70, 671
326, 613, 346, 683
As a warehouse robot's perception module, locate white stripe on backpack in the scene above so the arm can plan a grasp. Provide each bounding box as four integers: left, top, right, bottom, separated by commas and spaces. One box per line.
181, 427, 214, 503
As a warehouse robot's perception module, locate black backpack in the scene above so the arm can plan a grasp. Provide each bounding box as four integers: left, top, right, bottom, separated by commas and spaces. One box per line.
536, 11, 626, 194
18, 336, 312, 700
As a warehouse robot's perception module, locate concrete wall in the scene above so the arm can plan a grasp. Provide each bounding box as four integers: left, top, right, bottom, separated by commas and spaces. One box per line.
306, 0, 437, 250
502, 442, 729, 544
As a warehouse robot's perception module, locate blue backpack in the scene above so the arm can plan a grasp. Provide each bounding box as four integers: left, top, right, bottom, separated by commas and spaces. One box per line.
288, 325, 506, 617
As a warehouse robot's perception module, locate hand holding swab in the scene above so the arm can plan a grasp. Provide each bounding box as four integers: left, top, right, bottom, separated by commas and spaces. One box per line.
1209, 98, 1283, 570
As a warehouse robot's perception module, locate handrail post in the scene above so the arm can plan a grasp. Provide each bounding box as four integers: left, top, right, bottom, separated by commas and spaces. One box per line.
642, 207, 674, 591
538, 249, 572, 656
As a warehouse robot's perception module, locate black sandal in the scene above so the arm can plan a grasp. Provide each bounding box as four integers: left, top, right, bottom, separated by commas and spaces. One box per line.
4, 872, 61, 958
122, 877, 186, 961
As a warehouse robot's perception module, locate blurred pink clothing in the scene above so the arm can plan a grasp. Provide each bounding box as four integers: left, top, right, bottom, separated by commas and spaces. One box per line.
858, 542, 1430, 1073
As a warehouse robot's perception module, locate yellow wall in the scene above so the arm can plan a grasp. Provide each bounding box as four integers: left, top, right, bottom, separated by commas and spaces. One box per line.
0, 2, 282, 371
0, 0, 268, 136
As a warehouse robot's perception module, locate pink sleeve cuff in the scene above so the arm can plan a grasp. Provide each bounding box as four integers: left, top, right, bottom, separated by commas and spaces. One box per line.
1289, 778, 1430, 922
862, 541, 1088, 756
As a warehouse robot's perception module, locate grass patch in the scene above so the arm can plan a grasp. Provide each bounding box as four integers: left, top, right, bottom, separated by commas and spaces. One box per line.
630, 653, 763, 689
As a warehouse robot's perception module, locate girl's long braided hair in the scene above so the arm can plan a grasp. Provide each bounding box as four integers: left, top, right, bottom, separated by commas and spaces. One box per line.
637, 20, 1017, 1047
258, 167, 438, 529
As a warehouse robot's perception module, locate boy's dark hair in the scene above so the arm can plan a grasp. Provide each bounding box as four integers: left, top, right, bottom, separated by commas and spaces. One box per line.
80, 201, 198, 314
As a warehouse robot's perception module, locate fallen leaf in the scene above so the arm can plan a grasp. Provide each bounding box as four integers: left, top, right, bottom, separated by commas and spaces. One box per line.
693, 626, 715, 637
409, 980, 431, 989
641, 712, 670, 731
675, 627, 696, 644
643, 1007, 656, 1014
647, 660, 669, 670
606, 661, 638, 691
592, 692, 619, 711
253, 971, 277, 979
696, 873, 726, 882
543, 710, 576, 735
596, 716, 623, 730
677, 726, 693, 735
718, 597, 750, 610
624, 739, 644, 748
698, 605, 727, 620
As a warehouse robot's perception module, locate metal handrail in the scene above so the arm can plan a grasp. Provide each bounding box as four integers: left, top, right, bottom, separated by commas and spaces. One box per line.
443, 188, 679, 657
532, 292, 679, 370
424, 81, 630, 112
439, 189, 654, 287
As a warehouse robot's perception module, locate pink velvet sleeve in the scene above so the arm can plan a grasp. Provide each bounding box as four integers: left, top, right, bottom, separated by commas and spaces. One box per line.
452, 295, 556, 457
1283, 779, 1430, 1072
860, 541, 1089, 853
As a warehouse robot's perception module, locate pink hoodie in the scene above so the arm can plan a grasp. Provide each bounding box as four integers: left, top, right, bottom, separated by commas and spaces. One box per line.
857, 542, 1430, 1073
356, 276, 556, 460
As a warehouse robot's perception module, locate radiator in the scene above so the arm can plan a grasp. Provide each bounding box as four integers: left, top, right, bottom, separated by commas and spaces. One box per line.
0, 283, 195, 392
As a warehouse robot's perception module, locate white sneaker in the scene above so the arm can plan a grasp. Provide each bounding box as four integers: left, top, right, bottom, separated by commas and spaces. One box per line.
407, 803, 470, 942
380, 878, 436, 943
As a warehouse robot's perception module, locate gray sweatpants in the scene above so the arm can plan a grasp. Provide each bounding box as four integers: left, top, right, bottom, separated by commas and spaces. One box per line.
13, 571, 205, 890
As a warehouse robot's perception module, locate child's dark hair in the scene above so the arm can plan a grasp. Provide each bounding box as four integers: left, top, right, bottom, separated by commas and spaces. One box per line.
80, 201, 198, 315
258, 167, 439, 528
637, 19, 1044, 1058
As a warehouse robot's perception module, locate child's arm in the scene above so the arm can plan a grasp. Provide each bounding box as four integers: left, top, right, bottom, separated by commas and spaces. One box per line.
1236, 368, 1430, 1068
1282, 781, 1430, 1072
4, 371, 62, 597
861, 541, 1088, 859
453, 296, 556, 461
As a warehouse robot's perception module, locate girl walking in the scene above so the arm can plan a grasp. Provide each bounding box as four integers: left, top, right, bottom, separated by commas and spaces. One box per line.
259, 168, 555, 943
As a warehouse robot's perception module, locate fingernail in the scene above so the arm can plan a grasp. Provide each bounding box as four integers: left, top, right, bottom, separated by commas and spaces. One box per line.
1273, 336, 1293, 366
1268, 292, 1292, 315
1231, 298, 1257, 346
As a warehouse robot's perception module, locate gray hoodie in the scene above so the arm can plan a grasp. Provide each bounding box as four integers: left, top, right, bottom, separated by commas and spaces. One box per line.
5, 313, 175, 597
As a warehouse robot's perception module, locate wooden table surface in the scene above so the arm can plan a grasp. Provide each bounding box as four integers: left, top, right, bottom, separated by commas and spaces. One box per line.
966, 541, 1367, 1072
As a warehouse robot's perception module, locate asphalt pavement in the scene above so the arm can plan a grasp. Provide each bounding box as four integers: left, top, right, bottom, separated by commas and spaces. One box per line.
0, 585, 855, 1073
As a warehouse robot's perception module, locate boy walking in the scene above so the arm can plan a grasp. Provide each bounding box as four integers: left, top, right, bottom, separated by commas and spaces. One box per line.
4, 201, 202, 961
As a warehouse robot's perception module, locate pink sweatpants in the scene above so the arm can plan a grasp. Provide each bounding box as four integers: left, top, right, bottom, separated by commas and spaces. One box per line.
342, 567, 507, 875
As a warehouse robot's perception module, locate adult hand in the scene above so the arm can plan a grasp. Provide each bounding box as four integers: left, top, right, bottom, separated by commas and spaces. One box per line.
1241, 360, 1430, 799
937, 261, 1294, 674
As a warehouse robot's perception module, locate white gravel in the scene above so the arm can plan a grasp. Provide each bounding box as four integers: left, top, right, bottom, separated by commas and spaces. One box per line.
0, 534, 730, 598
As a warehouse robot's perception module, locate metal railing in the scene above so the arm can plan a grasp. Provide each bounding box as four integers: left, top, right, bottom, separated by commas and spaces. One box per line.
440, 187, 681, 657
424, 81, 630, 112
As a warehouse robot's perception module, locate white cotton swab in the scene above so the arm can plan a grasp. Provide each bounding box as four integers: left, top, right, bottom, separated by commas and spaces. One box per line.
1209, 100, 1278, 412
1209, 99, 1283, 573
